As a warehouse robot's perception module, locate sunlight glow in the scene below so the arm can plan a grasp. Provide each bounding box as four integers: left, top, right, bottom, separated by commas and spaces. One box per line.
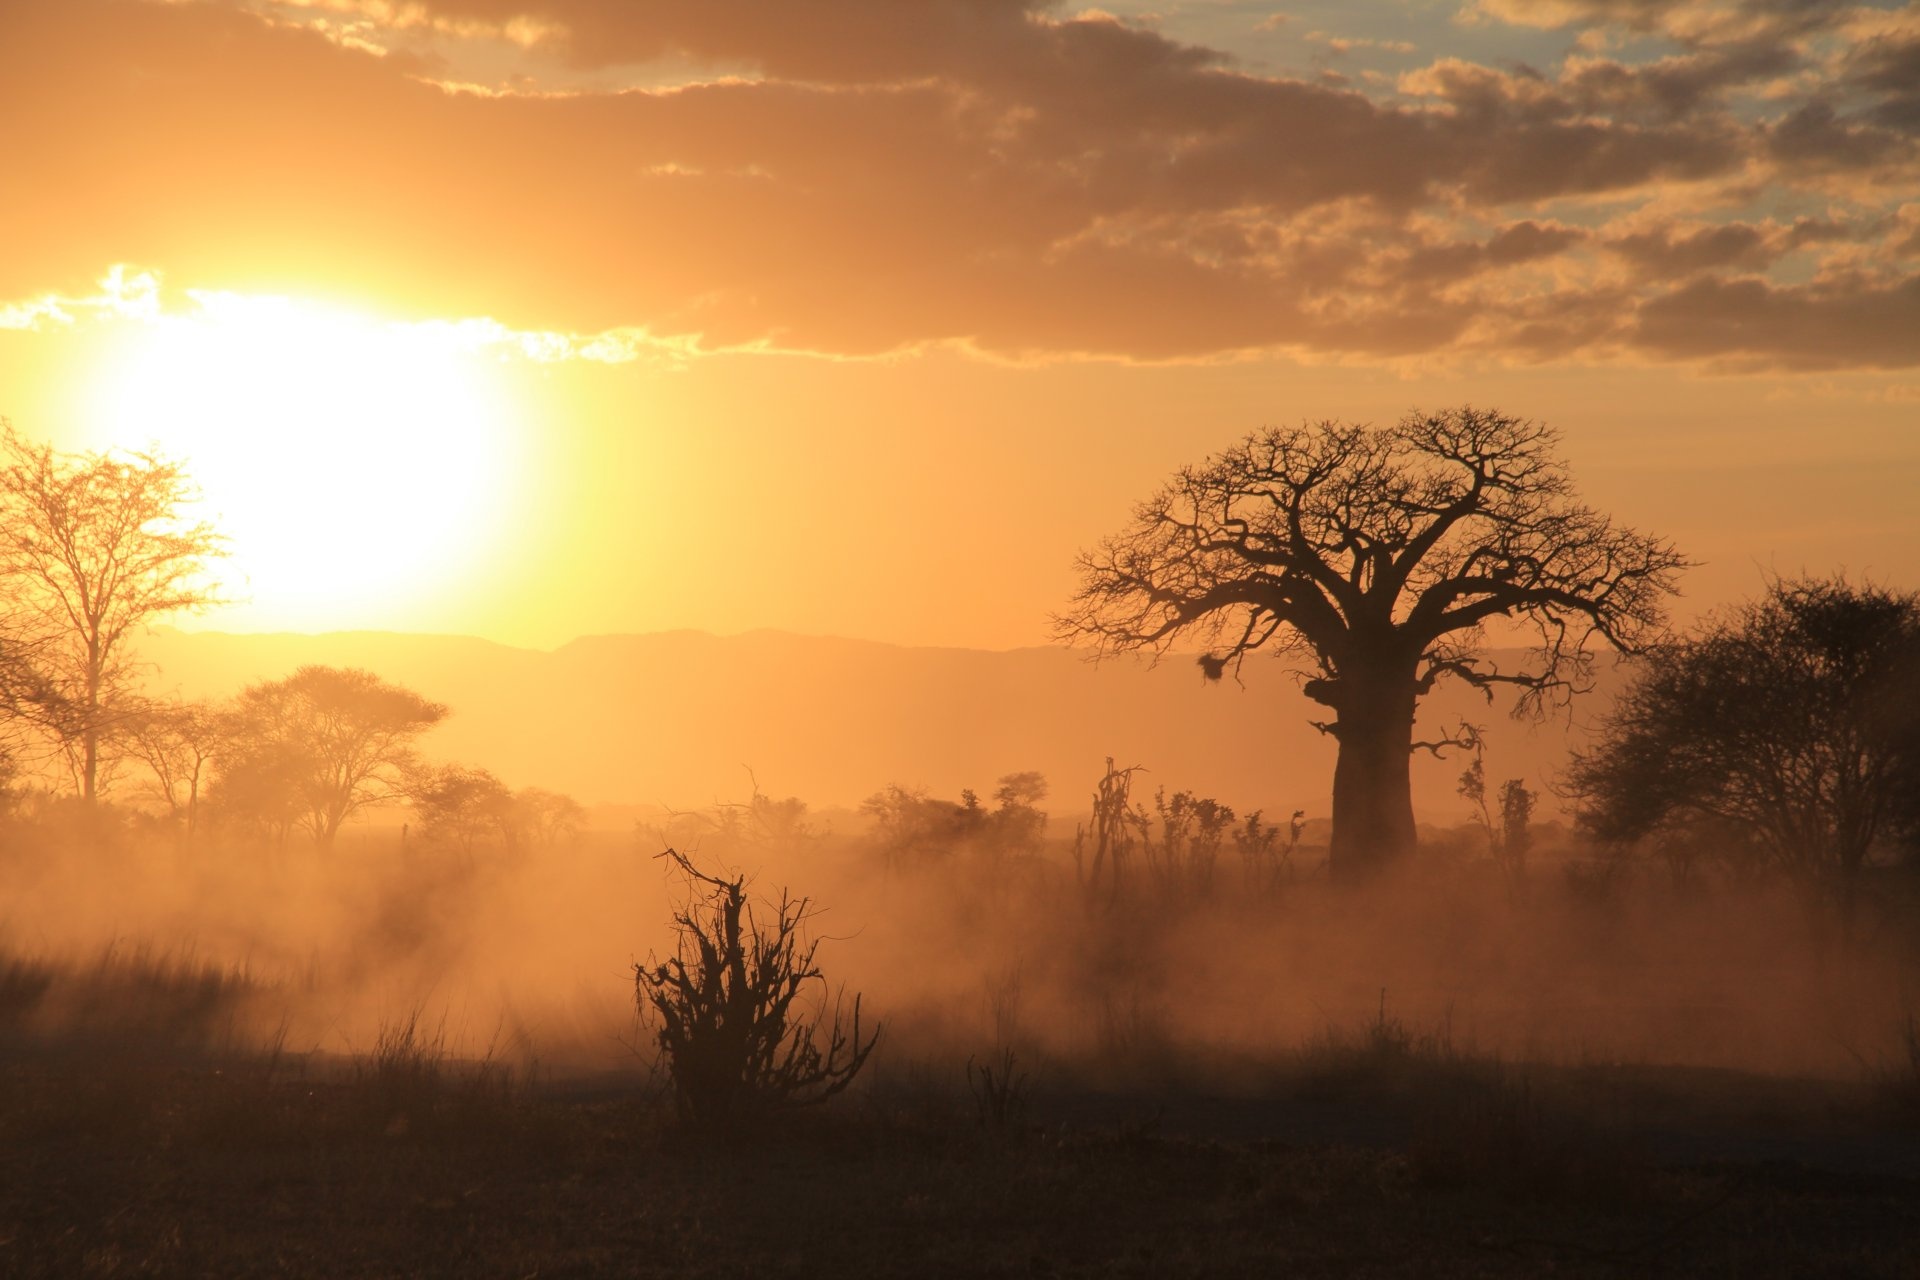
79, 292, 528, 630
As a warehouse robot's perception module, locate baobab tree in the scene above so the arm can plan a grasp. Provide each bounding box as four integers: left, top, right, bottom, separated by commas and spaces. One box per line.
1057, 407, 1684, 879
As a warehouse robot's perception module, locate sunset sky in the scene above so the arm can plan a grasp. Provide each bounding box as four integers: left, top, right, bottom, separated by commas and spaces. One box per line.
2, 0, 1916, 649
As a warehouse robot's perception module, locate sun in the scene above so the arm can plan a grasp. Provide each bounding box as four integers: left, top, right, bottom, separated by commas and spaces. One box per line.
78, 291, 529, 632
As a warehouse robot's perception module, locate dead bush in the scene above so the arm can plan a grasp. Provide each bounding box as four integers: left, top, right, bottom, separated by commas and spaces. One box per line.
635, 848, 878, 1134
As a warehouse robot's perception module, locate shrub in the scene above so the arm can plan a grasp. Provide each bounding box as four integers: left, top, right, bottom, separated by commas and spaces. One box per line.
965, 1046, 1029, 1136
635, 848, 879, 1133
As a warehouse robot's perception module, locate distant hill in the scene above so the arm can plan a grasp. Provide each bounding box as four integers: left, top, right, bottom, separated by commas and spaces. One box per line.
135, 627, 1623, 826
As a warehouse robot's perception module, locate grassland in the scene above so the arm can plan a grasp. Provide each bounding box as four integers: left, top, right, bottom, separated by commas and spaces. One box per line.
2, 946, 1916, 1279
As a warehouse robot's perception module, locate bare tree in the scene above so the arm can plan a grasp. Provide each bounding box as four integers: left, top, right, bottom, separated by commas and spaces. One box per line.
1072, 757, 1147, 900
1057, 407, 1683, 878
222, 666, 447, 848
0, 421, 226, 803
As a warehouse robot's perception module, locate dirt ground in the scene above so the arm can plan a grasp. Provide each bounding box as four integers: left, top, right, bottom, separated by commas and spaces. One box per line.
3, 1040, 1916, 1280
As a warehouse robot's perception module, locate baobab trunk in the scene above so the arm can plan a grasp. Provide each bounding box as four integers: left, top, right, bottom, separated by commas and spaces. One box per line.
1318, 659, 1420, 880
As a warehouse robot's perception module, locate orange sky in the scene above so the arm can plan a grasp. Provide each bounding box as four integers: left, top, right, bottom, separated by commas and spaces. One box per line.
1, 0, 1916, 650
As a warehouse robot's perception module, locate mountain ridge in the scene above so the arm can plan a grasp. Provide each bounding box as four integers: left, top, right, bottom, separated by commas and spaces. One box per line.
135, 626, 1619, 823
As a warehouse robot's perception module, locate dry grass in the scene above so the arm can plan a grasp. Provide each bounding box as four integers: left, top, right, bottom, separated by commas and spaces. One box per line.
1871, 1013, 1920, 1127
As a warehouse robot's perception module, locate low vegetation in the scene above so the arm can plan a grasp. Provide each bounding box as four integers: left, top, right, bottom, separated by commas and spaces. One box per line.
635, 848, 879, 1133
0, 420, 1915, 1271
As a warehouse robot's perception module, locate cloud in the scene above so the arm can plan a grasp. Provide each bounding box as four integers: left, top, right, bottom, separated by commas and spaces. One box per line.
1460, 0, 1858, 45
0, 266, 691, 367
1601, 217, 1844, 276
1305, 31, 1419, 56
1845, 27, 1920, 132
1, 0, 1914, 370
1631, 272, 1920, 369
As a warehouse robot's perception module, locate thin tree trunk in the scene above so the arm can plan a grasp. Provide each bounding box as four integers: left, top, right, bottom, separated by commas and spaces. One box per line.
82, 726, 97, 805
83, 637, 102, 805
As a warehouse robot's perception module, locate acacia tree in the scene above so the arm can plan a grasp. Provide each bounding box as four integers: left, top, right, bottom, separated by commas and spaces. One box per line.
1057, 407, 1684, 878
0, 422, 226, 803
513, 786, 586, 852
1567, 578, 1920, 917
125, 697, 228, 841
222, 665, 447, 848
408, 763, 516, 856
0, 625, 71, 781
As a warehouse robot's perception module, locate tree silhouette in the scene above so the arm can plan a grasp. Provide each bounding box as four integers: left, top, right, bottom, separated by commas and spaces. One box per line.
222, 666, 446, 848
407, 763, 515, 857
1568, 577, 1920, 920
1057, 407, 1683, 878
0, 421, 226, 803
125, 698, 227, 842
513, 786, 586, 852
0, 622, 71, 783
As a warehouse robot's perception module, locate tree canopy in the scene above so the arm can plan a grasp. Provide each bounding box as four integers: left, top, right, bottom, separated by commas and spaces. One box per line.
0, 421, 226, 801
221, 665, 447, 848
1057, 407, 1685, 876
1567, 577, 1920, 911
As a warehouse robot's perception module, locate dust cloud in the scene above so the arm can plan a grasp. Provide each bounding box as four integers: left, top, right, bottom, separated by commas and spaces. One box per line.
4, 790, 1914, 1088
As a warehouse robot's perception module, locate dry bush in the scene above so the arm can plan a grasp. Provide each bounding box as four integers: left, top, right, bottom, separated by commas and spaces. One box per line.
0, 943, 257, 1051
965, 1046, 1029, 1136
350, 1006, 527, 1143
360, 1008, 449, 1135
1288, 997, 1472, 1102
635, 848, 879, 1134
0, 953, 54, 1031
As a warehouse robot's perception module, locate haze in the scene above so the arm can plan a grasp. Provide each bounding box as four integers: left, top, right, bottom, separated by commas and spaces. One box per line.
3, 3, 1920, 1273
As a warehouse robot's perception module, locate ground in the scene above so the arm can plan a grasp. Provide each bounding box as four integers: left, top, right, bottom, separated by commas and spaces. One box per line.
3, 1038, 1916, 1279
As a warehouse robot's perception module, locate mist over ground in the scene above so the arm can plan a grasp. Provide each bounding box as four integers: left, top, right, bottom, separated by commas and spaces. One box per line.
7, 768, 1915, 1089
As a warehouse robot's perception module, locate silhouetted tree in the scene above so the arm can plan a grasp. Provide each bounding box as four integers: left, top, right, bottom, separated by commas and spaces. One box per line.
719, 774, 820, 851
407, 769, 580, 857
1496, 778, 1536, 896
985, 771, 1049, 866
205, 735, 306, 849
1568, 578, 1920, 920
0, 624, 70, 784
1143, 787, 1234, 894
0, 421, 226, 803
408, 763, 515, 857
125, 698, 227, 841
1057, 408, 1683, 878
1073, 758, 1146, 900
222, 666, 447, 848
1234, 807, 1305, 886
860, 783, 975, 870
861, 773, 1048, 873
514, 786, 586, 852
